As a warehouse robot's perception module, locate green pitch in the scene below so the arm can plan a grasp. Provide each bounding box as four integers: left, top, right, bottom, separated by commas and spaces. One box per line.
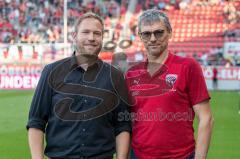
0, 90, 240, 159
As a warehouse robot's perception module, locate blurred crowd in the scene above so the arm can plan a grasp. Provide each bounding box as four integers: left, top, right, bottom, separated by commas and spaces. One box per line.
0, 0, 179, 43
0, 0, 64, 43
1, 0, 239, 43
177, 46, 240, 67
0, 0, 239, 66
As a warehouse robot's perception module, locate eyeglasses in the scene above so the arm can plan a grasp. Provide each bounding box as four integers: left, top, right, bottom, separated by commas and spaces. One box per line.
139, 29, 165, 41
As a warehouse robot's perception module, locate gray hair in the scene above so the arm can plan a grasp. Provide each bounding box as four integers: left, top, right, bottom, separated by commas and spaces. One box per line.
138, 9, 172, 33
75, 12, 104, 33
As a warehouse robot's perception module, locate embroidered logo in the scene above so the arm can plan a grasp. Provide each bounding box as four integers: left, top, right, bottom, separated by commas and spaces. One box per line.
165, 74, 178, 87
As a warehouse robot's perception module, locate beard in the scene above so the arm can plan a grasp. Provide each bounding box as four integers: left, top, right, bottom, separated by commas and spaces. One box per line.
75, 43, 102, 56
74, 44, 102, 65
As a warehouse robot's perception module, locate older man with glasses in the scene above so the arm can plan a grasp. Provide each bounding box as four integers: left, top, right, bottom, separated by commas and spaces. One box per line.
126, 9, 214, 159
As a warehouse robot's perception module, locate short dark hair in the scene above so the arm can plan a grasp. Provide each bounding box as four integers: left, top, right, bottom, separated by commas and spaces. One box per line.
75, 12, 104, 33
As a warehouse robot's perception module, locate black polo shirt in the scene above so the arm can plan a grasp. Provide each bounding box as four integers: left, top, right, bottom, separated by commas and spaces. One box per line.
27, 54, 131, 159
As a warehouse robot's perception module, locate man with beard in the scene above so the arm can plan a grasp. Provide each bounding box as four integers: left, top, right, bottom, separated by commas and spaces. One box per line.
126, 9, 214, 159
27, 12, 131, 159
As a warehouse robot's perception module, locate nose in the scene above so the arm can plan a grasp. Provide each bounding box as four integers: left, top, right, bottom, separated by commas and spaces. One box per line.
87, 32, 95, 41
149, 33, 156, 42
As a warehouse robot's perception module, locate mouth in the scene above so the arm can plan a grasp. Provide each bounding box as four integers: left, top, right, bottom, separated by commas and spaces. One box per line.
85, 44, 97, 46
84, 44, 98, 49
148, 45, 159, 48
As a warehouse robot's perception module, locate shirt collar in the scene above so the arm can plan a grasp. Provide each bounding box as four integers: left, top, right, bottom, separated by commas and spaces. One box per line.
143, 51, 173, 75
70, 52, 78, 69
70, 51, 102, 71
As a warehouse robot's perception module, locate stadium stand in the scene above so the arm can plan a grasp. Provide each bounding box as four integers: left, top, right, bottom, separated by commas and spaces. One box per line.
0, 0, 239, 66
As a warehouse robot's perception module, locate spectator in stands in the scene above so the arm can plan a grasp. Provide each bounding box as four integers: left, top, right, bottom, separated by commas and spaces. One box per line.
126, 9, 213, 159
0, 0, 239, 60
218, 56, 227, 66
112, 52, 128, 73
212, 66, 218, 90
176, 50, 186, 57
201, 52, 208, 66
223, 1, 238, 24
233, 52, 240, 66
158, 1, 166, 10
179, 0, 190, 9
193, 52, 201, 63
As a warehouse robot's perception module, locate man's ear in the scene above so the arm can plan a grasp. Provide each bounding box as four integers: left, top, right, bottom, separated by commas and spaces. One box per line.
168, 32, 172, 39
137, 26, 144, 41
137, 26, 140, 36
